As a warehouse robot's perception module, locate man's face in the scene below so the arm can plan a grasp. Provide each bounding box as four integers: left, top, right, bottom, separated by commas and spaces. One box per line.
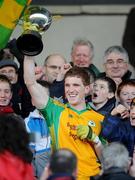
130, 105, 135, 126
0, 81, 12, 106
104, 52, 128, 79
0, 66, 18, 84
71, 45, 92, 67
92, 80, 113, 105
65, 76, 89, 109
119, 85, 135, 110
44, 55, 65, 83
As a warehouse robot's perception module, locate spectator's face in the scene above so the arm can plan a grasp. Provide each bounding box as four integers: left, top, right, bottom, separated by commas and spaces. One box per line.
130, 105, 135, 126
0, 66, 18, 84
92, 80, 113, 106
104, 52, 128, 79
65, 76, 89, 109
44, 55, 65, 83
71, 45, 92, 67
119, 85, 135, 110
3, 48, 14, 59
0, 81, 12, 106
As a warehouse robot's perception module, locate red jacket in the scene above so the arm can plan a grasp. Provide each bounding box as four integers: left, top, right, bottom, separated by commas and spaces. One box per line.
0, 151, 34, 180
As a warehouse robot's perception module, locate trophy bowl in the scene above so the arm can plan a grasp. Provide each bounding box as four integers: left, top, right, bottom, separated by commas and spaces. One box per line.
17, 7, 52, 56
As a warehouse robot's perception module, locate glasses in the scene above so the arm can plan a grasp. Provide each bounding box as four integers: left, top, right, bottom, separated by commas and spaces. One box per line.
46, 65, 61, 70
105, 59, 127, 66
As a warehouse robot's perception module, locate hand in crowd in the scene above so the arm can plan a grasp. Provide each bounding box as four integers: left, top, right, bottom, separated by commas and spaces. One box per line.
111, 104, 129, 119
40, 164, 50, 180
113, 78, 122, 86
35, 66, 45, 80
56, 63, 72, 81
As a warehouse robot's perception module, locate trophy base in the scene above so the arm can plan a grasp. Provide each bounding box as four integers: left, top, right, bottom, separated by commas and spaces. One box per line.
17, 31, 43, 56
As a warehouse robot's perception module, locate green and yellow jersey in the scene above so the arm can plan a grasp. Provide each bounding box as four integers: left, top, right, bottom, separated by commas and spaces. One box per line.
40, 98, 104, 180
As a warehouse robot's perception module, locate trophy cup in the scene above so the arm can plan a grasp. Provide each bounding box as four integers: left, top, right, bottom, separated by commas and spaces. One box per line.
17, 6, 52, 56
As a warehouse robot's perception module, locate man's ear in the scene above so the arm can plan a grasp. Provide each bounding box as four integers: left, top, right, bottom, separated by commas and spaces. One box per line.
85, 85, 91, 96
103, 63, 106, 71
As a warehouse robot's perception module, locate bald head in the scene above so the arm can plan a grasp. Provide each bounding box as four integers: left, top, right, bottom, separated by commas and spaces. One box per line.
43, 53, 66, 83
49, 148, 77, 174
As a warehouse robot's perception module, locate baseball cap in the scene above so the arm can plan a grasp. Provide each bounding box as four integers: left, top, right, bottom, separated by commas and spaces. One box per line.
0, 59, 18, 71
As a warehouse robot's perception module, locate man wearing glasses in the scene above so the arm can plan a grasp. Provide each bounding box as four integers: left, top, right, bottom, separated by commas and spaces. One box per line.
43, 53, 67, 84
99, 46, 132, 86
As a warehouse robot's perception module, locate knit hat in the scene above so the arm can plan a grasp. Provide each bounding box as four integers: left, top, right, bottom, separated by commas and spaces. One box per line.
0, 59, 18, 71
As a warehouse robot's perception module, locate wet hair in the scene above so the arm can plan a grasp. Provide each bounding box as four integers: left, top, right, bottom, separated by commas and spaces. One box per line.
49, 148, 77, 174
64, 66, 90, 86
71, 38, 94, 59
103, 45, 129, 63
95, 76, 116, 94
0, 113, 33, 163
117, 79, 135, 97
83, 67, 96, 84
0, 74, 12, 92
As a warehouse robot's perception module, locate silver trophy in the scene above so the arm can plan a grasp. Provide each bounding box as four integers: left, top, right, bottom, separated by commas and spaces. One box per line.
17, 6, 52, 56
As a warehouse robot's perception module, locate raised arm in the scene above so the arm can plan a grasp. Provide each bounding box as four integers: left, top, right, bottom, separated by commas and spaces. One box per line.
24, 56, 49, 109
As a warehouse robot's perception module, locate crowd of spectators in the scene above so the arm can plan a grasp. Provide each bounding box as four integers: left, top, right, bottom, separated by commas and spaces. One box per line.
0, 7, 135, 179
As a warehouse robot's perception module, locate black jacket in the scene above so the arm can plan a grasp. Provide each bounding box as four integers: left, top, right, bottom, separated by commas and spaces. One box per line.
98, 70, 132, 81
98, 167, 135, 180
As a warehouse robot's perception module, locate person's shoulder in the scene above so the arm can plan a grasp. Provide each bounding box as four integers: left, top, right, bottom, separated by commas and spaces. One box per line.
88, 108, 104, 121
97, 72, 106, 78
89, 64, 100, 77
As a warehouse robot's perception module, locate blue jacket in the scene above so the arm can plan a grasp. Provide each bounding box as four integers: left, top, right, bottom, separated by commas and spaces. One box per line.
101, 115, 135, 157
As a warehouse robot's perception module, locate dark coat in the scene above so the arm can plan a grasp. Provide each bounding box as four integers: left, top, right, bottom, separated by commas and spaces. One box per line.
101, 116, 135, 157
98, 167, 134, 180
46, 173, 76, 180
89, 97, 116, 116
98, 70, 132, 82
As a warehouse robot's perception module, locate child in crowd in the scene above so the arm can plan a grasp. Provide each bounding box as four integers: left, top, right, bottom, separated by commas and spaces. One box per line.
101, 97, 135, 157
89, 77, 116, 115
111, 79, 135, 119
0, 74, 14, 113
25, 80, 51, 179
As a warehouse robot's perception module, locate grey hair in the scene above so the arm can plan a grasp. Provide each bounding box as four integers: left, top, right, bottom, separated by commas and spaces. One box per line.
71, 38, 94, 59
103, 45, 129, 63
101, 142, 130, 172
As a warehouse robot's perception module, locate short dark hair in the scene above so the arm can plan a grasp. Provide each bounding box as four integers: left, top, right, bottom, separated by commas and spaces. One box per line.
64, 66, 90, 86
0, 74, 12, 92
0, 113, 32, 163
95, 76, 116, 94
49, 148, 77, 174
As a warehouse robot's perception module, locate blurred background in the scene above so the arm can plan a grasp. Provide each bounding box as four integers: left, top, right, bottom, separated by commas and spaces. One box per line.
12, 0, 135, 71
